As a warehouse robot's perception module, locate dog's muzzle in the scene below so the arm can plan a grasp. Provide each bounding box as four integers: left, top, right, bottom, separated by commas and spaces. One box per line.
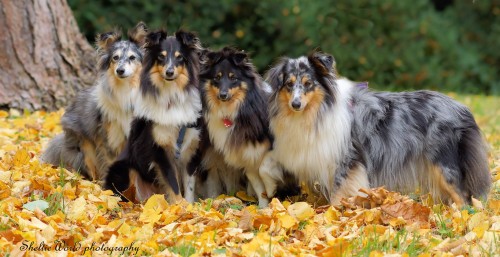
116, 68, 127, 78
218, 91, 230, 101
164, 67, 176, 81
291, 99, 302, 110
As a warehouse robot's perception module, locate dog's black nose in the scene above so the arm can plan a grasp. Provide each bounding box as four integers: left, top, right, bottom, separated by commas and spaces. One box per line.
291, 100, 302, 110
165, 69, 174, 77
116, 68, 125, 75
219, 92, 229, 101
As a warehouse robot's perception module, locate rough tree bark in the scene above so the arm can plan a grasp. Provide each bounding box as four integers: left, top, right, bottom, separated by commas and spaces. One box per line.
0, 0, 96, 111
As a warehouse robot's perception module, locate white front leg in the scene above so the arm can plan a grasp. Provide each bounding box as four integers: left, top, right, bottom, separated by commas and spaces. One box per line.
183, 171, 196, 203
259, 152, 283, 198
245, 168, 269, 208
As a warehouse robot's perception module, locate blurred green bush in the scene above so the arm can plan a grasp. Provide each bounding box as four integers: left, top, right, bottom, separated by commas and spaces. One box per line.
69, 0, 499, 94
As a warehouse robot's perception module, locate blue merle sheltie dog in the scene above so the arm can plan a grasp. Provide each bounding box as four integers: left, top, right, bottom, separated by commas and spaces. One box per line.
200, 47, 298, 207
261, 52, 491, 206
104, 29, 202, 203
42, 22, 147, 181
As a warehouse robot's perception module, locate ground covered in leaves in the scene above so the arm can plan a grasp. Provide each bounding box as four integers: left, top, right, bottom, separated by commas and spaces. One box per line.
0, 95, 499, 256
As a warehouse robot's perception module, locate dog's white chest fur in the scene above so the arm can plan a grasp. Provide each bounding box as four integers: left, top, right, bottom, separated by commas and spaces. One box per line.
136, 83, 202, 161
206, 112, 266, 170
271, 79, 354, 190
95, 76, 137, 152
135, 85, 201, 127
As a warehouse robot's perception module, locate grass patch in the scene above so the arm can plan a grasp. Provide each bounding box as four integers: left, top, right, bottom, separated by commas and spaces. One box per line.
213, 248, 226, 254
57, 166, 68, 188
435, 212, 453, 239
451, 94, 500, 148
298, 220, 308, 230
204, 198, 213, 211
0, 223, 10, 231
169, 243, 196, 257
44, 192, 65, 216
347, 227, 427, 257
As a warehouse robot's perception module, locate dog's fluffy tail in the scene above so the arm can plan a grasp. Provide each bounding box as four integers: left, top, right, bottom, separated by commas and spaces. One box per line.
40, 133, 85, 175
40, 133, 65, 166
460, 125, 491, 201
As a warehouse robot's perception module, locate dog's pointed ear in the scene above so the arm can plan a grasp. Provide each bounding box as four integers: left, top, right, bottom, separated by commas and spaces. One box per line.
128, 21, 148, 46
264, 58, 288, 90
145, 30, 167, 47
96, 30, 122, 50
308, 52, 335, 76
176, 30, 200, 49
232, 52, 248, 66
204, 50, 222, 65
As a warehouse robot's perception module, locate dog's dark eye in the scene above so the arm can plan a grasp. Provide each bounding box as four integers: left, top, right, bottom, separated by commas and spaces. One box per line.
129, 55, 136, 61
230, 76, 237, 81
285, 81, 294, 88
176, 55, 184, 61
304, 81, 312, 88
112, 55, 119, 61
158, 55, 165, 61
214, 75, 221, 81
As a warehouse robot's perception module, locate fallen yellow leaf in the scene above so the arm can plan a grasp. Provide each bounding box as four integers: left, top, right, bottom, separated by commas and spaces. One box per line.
139, 194, 168, 224
236, 191, 257, 203
278, 213, 297, 229
287, 202, 314, 221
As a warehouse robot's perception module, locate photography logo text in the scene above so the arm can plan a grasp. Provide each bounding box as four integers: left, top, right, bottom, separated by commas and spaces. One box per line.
20, 240, 139, 255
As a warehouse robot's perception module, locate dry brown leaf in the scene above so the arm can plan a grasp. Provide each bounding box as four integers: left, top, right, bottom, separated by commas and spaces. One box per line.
238, 208, 254, 231
121, 182, 139, 204
381, 199, 430, 225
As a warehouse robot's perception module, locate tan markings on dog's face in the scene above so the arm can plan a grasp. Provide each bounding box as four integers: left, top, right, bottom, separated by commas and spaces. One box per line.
204, 80, 222, 109
283, 75, 297, 87
129, 64, 142, 88
149, 63, 165, 89
301, 76, 311, 85
107, 48, 142, 88
205, 81, 247, 117
108, 64, 142, 88
302, 86, 324, 113
108, 62, 119, 83
152, 50, 189, 88
278, 89, 295, 117
226, 82, 247, 107
278, 80, 324, 120
175, 64, 190, 89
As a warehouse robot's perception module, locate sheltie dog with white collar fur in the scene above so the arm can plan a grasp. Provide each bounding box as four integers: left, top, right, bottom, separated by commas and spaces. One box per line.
200, 47, 299, 207
260, 52, 491, 206
104, 29, 202, 203
42, 22, 147, 181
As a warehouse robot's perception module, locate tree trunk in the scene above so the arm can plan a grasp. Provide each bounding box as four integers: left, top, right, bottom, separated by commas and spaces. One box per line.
0, 0, 95, 111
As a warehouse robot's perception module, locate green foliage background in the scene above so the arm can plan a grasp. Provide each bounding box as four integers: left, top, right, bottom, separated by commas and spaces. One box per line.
68, 0, 499, 94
